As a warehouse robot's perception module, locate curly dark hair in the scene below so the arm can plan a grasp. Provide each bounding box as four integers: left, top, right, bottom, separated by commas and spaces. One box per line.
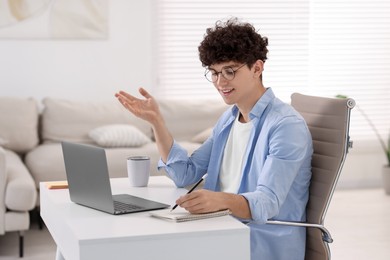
198, 18, 268, 68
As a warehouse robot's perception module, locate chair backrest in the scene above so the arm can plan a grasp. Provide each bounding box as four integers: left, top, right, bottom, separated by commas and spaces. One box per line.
290, 93, 355, 260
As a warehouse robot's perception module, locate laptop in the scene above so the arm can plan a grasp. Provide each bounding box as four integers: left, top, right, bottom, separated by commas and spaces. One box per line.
61, 141, 170, 215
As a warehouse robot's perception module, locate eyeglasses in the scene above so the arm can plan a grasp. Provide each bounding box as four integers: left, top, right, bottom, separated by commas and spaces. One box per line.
204, 64, 247, 83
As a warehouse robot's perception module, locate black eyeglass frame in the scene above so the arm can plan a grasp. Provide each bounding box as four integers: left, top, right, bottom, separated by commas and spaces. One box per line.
204, 63, 247, 83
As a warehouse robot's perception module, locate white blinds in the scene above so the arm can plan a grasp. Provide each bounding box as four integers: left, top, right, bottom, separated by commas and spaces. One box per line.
154, 0, 390, 142
155, 0, 310, 100
306, 0, 390, 142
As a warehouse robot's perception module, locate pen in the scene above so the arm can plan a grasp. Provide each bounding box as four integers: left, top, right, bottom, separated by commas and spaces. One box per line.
170, 174, 208, 212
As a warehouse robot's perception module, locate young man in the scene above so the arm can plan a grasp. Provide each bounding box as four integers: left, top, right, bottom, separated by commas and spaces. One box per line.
115, 18, 312, 260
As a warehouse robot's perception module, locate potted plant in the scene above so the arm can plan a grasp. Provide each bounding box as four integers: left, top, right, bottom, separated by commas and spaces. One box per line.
336, 95, 390, 194
382, 139, 390, 195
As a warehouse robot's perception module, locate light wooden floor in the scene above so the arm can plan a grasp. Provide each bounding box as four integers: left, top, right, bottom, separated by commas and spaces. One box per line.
0, 188, 389, 260
325, 188, 390, 259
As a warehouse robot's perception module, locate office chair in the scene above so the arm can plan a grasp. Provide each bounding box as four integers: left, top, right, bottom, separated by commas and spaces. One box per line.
266, 93, 355, 260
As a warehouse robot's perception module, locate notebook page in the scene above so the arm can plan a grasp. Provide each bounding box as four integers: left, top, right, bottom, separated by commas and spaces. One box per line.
150, 209, 231, 222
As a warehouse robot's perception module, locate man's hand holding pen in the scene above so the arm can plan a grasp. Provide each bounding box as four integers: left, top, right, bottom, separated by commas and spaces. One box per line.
171, 174, 251, 219
175, 189, 228, 214
177, 190, 252, 220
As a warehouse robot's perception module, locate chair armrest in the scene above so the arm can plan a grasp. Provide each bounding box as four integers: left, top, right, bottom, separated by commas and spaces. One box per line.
266, 220, 333, 243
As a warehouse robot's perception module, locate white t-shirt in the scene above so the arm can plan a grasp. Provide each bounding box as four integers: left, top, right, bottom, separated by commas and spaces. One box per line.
219, 114, 253, 193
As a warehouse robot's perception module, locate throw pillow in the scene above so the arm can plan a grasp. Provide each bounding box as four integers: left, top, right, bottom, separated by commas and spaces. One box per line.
89, 124, 152, 148
191, 127, 213, 143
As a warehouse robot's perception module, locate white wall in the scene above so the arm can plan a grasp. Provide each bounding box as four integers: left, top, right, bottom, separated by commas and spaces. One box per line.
0, 0, 153, 102
0, 0, 384, 190
338, 142, 385, 190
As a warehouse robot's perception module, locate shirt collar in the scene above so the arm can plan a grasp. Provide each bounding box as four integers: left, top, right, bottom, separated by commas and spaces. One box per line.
230, 87, 275, 120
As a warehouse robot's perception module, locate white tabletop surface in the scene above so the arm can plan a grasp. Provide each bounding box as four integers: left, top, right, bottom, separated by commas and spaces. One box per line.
40, 176, 250, 260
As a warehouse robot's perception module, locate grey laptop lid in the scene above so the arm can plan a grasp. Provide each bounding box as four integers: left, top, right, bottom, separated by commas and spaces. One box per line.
61, 141, 169, 215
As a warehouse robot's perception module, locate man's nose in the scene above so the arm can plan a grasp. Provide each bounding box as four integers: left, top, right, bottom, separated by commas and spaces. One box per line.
216, 73, 227, 85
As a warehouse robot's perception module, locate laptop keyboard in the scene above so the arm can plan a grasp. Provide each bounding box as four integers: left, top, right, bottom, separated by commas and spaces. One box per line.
114, 200, 143, 213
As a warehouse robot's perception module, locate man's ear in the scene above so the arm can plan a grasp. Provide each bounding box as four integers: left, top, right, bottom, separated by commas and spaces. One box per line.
253, 60, 264, 78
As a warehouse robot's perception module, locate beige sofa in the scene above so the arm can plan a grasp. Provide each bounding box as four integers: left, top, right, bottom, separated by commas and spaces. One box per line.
0, 96, 228, 256
0, 98, 39, 257
25, 97, 228, 187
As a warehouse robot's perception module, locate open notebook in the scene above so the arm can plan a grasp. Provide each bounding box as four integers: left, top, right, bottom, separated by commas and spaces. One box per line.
150, 209, 231, 223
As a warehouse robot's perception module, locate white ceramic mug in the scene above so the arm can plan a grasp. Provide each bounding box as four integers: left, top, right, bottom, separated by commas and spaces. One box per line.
127, 156, 150, 187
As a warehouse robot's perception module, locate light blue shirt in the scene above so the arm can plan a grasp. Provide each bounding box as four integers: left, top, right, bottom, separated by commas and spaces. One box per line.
158, 88, 313, 260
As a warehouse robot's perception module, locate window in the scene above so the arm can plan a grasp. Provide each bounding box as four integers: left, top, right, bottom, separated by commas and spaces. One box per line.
154, 0, 390, 143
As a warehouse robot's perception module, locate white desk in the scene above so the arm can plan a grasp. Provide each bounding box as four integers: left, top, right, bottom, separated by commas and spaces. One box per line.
40, 176, 250, 260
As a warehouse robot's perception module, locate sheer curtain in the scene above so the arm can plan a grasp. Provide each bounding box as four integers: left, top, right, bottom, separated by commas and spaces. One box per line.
154, 0, 390, 143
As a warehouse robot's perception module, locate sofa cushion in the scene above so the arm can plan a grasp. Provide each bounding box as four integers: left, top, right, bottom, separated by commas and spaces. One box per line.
4, 149, 37, 211
0, 97, 39, 153
89, 124, 152, 148
4, 211, 29, 232
26, 143, 164, 188
41, 98, 152, 144
25, 143, 66, 188
158, 99, 228, 141
25, 141, 203, 189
